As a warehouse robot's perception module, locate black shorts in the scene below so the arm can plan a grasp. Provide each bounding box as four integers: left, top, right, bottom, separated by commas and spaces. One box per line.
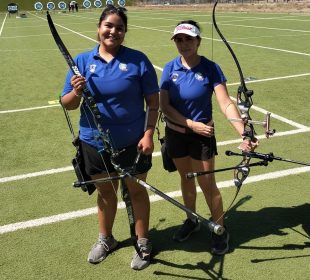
165, 127, 218, 160
80, 141, 152, 176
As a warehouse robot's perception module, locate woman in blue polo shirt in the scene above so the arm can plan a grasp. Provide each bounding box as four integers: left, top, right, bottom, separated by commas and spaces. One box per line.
61, 6, 159, 270
160, 20, 257, 255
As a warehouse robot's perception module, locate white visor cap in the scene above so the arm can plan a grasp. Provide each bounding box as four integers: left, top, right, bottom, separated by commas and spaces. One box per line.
171, 23, 200, 40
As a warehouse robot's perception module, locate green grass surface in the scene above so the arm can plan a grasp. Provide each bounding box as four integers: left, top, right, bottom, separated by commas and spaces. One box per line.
0, 6, 309, 280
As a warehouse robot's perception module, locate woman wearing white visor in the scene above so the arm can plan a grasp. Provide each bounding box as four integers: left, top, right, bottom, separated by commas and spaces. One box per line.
160, 20, 257, 255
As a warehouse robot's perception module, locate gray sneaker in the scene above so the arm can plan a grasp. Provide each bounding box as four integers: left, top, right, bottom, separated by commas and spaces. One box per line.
130, 238, 152, 270
173, 218, 200, 242
211, 227, 229, 255
87, 235, 118, 264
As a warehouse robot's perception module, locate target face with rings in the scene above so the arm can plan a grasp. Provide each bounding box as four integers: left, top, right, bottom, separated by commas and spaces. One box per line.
83, 0, 91, 8
47, 2, 56, 10
34, 2, 43, 11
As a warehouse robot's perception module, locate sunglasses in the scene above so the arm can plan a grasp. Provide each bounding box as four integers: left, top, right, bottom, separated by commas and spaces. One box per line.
105, 4, 127, 13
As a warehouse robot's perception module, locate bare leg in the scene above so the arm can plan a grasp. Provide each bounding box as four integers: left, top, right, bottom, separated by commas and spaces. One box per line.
191, 157, 224, 226
92, 173, 119, 237
173, 156, 197, 218
125, 173, 150, 239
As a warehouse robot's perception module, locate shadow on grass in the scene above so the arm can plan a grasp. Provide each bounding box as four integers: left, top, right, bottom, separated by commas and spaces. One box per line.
144, 196, 310, 279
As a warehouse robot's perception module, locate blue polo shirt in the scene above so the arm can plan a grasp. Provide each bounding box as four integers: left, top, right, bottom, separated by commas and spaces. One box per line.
160, 56, 226, 123
62, 45, 159, 150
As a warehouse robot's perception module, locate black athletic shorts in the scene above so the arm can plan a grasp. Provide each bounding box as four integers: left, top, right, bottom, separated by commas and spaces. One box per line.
165, 126, 218, 160
80, 141, 152, 176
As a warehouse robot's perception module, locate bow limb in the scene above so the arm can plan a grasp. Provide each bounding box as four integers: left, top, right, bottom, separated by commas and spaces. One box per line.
212, 1, 256, 139
212, 2, 254, 158
212, 1, 247, 92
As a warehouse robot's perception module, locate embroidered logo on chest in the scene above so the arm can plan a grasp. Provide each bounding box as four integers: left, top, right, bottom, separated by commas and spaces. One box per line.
195, 72, 204, 81
89, 64, 97, 73
171, 73, 179, 82
119, 63, 128, 72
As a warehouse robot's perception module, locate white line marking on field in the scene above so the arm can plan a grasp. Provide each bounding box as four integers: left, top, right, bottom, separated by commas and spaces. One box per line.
230, 97, 309, 130
217, 127, 310, 146
153, 65, 163, 72
29, 12, 98, 43
0, 166, 73, 183
218, 22, 310, 33
219, 39, 310, 57
1, 166, 309, 234
227, 73, 310, 86
0, 12, 8, 36
0, 104, 59, 114
249, 106, 308, 129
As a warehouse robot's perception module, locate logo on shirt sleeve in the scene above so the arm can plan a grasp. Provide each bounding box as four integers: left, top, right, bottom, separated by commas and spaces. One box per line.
119, 63, 128, 71
89, 64, 97, 73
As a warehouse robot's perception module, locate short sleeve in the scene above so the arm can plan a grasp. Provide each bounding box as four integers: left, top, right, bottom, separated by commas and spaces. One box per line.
159, 63, 172, 90
212, 63, 226, 88
139, 54, 159, 96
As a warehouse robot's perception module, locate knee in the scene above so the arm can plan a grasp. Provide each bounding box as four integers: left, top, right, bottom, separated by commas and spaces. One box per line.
129, 187, 148, 201
97, 184, 117, 199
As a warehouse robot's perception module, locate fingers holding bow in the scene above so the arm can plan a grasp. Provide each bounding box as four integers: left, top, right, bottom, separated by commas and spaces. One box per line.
70, 75, 86, 96
238, 137, 259, 152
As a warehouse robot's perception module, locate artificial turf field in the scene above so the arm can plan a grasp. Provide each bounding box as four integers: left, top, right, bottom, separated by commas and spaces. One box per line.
0, 4, 309, 279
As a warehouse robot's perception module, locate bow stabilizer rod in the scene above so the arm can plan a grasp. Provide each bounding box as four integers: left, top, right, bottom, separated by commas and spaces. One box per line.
186, 160, 268, 179
226, 150, 310, 166
127, 174, 225, 235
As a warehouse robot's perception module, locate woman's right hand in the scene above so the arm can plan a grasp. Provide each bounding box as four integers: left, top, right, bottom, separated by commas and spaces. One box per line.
61, 75, 86, 110
191, 120, 214, 137
70, 75, 86, 96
